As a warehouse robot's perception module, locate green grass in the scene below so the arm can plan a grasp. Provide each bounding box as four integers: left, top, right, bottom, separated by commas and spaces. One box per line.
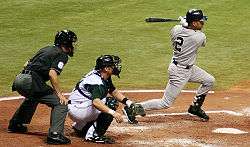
1, 0, 250, 96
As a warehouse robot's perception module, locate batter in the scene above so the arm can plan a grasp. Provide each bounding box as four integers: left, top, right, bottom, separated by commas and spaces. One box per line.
132, 9, 215, 122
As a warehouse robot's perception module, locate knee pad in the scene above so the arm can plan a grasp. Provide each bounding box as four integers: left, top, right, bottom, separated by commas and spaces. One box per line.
105, 97, 119, 111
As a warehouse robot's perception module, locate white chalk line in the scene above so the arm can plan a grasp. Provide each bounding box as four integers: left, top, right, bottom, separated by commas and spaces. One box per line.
120, 110, 245, 124
128, 110, 243, 118
0, 89, 214, 101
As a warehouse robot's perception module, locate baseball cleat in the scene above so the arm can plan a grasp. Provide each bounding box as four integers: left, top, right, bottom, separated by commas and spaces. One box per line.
188, 105, 209, 121
122, 106, 138, 124
8, 123, 28, 133
85, 135, 115, 144
47, 132, 71, 145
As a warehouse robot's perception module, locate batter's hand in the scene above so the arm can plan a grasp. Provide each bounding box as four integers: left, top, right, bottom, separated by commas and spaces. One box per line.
113, 112, 123, 123
179, 16, 188, 27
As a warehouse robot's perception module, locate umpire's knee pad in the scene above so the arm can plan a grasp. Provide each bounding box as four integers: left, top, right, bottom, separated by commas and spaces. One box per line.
105, 97, 119, 111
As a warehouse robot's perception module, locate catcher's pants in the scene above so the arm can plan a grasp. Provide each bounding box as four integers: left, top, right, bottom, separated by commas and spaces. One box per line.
68, 98, 107, 138
10, 72, 68, 135
140, 63, 215, 110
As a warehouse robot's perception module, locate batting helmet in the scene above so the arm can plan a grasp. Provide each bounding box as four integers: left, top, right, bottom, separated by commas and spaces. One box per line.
186, 9, 207, 24
95, 55, 122, 77
54, 29, 77, 56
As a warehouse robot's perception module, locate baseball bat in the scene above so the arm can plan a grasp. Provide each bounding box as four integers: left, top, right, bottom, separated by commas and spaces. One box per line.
145, 17, 179, 23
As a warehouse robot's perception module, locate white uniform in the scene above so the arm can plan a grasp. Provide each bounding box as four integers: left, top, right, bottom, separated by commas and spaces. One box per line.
68, 69, 110, 139
140, 25, 215, 110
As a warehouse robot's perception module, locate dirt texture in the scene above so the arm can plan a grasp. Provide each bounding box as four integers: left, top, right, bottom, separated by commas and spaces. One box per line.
1, 83, 250, 146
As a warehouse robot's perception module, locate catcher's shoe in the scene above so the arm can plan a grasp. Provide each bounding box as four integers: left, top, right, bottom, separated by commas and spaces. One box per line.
8, 123, 27, 133
188, 105, 209, 121
85, 135, 115, 144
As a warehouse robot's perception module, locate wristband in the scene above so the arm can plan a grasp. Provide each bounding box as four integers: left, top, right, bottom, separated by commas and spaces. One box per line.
121, 97, 129, 105
108, 109, 116, 115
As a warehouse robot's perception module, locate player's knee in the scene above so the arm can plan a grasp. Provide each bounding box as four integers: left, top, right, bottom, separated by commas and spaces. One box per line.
204, 75, 215, 87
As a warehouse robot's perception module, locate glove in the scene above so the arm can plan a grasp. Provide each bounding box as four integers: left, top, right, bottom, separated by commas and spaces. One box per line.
178, 16, 188, 27
130, 103, 146, 117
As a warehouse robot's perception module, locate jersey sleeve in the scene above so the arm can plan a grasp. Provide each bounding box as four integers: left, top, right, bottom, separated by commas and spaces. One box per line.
199, 32, 206, 47
91, 85, 107, 100
50, 53, 68, 75
201, 34, 206, 47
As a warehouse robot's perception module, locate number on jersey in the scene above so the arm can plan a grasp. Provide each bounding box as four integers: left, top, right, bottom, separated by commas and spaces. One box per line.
174, 37, 184, 52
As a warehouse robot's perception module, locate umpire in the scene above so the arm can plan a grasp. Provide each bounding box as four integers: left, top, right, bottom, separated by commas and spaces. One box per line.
8, 29, 77, 145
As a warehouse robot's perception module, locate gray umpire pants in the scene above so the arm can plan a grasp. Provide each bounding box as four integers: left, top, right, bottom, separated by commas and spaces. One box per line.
10, 72, 68, 135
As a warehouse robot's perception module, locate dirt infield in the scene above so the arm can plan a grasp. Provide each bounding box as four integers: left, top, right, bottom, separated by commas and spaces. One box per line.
1, 86, 250, 146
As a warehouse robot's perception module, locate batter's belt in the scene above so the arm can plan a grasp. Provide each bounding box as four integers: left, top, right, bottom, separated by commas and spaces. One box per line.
173, 60, 192, 69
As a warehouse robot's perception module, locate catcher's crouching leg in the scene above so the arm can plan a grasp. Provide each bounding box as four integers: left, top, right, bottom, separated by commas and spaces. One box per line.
86, 97, 118, 144
95, 97, 119, 136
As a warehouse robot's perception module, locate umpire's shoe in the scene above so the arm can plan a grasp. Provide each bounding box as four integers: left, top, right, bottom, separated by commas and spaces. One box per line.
188, 105, 209, 121
85, 135, 115, 144
8, 122, 27, 133
47, 132, 71, 145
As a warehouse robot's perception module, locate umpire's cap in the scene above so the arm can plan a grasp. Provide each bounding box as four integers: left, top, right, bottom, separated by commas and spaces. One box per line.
54, 30, 77, 48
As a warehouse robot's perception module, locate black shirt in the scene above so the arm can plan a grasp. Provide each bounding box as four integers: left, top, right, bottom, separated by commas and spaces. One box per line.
25, 46, 68, 81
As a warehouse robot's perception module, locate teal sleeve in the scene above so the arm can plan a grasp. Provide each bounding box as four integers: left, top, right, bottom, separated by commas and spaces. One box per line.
91, 85, 108, 100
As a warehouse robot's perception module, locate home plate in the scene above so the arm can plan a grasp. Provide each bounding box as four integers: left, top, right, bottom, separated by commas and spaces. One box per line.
212, 128, 248, 134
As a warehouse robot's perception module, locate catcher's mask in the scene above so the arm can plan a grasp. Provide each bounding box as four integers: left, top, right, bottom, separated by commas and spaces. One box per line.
54, 29, 77, 57
95, 55, 122, 78
186, 9, 208, 24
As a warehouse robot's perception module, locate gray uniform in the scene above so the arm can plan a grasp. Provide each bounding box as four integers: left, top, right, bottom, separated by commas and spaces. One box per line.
141, 25, 215, 110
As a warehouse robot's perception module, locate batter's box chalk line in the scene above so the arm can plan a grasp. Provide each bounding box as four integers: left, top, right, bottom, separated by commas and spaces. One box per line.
121, 110, 245, 122
0, 89, 214, 101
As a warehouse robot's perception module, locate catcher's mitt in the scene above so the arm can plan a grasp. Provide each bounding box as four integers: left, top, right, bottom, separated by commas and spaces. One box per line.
130, 103, 146, 116
123, 103, 146, 124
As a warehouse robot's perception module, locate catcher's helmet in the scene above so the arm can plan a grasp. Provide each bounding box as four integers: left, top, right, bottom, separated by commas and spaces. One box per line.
186, 9, 207, 24
54, 30, 77, 56
95, 55, 122, 77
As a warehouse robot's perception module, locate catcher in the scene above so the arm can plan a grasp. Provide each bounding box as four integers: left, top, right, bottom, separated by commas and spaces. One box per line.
67, 54, 145, 144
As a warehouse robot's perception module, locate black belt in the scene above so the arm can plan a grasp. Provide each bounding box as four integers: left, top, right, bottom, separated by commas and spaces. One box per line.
21, 70, 32, 75
173, 60, 191, 69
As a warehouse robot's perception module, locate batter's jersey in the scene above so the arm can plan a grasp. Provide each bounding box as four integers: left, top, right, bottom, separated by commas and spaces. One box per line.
69, 69, 116, 102
25, 45, 68, 81
170, 25, 206, 66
